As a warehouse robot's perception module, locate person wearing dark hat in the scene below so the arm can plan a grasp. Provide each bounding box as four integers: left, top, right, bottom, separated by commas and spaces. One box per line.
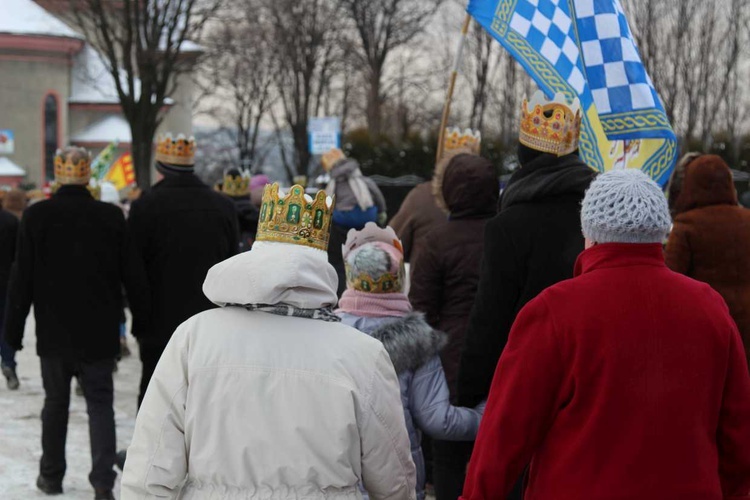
222, 168, 259, 252
127, 133, 238, 408
461, 169, 750, 499
2, 147, 150, 500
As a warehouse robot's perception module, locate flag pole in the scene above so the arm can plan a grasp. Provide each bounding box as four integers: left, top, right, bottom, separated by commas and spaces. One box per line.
436, 12, 473, 162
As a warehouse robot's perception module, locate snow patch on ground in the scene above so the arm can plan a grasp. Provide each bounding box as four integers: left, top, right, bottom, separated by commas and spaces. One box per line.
0, 316, 139, 499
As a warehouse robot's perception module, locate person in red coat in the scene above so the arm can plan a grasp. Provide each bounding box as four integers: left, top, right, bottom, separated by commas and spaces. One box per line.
461, 169, 750, 500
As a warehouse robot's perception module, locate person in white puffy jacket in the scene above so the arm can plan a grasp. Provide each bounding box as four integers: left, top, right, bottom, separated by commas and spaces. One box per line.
121, 183, 416, 500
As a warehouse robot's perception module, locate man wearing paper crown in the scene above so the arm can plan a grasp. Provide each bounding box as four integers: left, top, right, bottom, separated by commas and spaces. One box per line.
458, 91, 596, 418
126, 133, 238, 409
222, 168, 260, 252
122, 184, 417, 499
3, 147, 151, 499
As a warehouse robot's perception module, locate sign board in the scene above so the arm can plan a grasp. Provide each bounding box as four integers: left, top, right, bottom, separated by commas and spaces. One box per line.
0, 130, 14, 155
308, 117, 341, 155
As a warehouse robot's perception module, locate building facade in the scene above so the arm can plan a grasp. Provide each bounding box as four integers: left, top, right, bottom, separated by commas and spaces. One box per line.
0, 0, 197, 187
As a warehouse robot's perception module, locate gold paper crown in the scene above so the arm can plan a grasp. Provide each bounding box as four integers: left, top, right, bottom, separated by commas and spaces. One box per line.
347, 264, 405, 294
223, 170, 251, 197
442, 127, 481, 159
342, 223, 405, 294
54, 147, 92, 185
256, 183, 335, 251
155, 133, 195, 166
519, 90, 581, 156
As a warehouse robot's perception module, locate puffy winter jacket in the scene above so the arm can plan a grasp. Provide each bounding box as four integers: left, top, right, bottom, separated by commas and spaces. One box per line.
122, 242, 416, 499
339, 312, 483, 500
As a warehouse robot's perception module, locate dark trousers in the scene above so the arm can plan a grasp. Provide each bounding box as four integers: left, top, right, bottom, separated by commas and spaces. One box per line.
0, 296, 15, 369
40, 356, 116, 490
433, 440, 524, 500
0, 338, 15, 369
138, 342, 166, 408
433, 440, 473, 500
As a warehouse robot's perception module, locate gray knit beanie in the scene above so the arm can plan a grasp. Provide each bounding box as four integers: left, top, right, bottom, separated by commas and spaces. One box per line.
581, 169, 671, 244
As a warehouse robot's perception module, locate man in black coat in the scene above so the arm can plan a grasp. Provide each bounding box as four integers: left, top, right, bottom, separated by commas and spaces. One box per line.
3, 147, 150, 499
0, 202, 19, 389
457, 93, 595, 499
129, 134, 238, 406
458, 93, 596, 408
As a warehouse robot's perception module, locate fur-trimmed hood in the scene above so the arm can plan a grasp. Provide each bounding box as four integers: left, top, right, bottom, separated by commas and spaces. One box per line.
369, 313, 447, 373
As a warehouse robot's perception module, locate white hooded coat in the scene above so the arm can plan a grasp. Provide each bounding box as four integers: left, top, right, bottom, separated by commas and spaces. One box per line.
121, 242, 416, 499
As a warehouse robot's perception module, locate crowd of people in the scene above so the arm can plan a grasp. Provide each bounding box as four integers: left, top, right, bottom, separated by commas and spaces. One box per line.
0, 89, 749, 500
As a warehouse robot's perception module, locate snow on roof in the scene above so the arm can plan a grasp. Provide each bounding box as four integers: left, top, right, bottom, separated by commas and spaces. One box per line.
0, 0, 83, 39
70, 45, 127, 104
0, 157, 26, 177
71, 115, 132, 143
70, 44, 175, 105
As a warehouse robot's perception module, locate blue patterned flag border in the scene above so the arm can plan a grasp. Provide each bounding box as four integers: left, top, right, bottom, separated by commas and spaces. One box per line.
468, 0, 678, 185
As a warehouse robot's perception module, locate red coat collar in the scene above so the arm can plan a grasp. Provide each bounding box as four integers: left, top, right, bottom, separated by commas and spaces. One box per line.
574, 243, 665, 277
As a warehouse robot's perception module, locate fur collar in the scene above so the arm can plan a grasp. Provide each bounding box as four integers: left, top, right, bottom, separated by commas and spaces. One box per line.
369, 313, 447, 373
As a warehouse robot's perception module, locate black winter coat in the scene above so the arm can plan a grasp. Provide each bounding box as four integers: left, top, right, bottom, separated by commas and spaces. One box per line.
457, 153, 595, 406
229, 195, 259, 252
129, 174, 238, 347
3, 186, 150, 360
0, 208, 18, 296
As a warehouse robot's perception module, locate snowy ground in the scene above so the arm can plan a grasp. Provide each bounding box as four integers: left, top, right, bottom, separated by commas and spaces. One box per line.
0, 314, 139, 499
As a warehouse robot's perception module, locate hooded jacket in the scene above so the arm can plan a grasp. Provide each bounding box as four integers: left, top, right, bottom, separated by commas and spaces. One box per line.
458, 153, 595, 406
338, 312, 482, 500
666, 155, 750, 368
121, 242, 416, 500
409, 154, 498, 396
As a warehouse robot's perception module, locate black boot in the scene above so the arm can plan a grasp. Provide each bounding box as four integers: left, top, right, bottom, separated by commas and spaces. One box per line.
1, 362, 19, 390
36, 475, 63, 495
94, 489, 115, 500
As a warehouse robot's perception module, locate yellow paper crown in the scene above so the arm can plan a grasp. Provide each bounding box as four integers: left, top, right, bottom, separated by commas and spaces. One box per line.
256, 183, 335, 251
519, 91, 581, 156
54, 147, 91, 185
223, 170, 251, 197
342, 223, 405, 294
442, 127, 481, 159
155, 133, 195, 166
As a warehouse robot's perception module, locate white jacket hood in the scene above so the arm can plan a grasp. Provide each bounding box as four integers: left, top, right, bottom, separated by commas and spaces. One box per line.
203, 241, 339, 309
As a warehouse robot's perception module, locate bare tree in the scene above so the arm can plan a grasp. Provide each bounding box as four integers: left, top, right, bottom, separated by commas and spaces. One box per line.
342, 0, 443, 137
264, 0, 344, 176
200, 0, 276, 172
66, 0, 219, 185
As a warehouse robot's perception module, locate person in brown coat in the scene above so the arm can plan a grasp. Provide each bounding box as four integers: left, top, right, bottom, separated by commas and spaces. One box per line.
409, 153, 498, 500
389, 182, 445, 265
666, 154, 750, 368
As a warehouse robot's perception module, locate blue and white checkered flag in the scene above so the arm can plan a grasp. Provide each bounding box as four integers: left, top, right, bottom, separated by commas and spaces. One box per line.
468, 0, 677, 185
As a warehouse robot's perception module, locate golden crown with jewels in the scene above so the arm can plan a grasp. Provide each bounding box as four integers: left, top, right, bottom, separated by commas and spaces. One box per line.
519, 90, 581, 156
54, 147, 92, 185
342, 223, 405, 294
155, 133, 195, 166
223, 170, 251, 197
256, 183, 335, 251
442, 127, 481, 159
